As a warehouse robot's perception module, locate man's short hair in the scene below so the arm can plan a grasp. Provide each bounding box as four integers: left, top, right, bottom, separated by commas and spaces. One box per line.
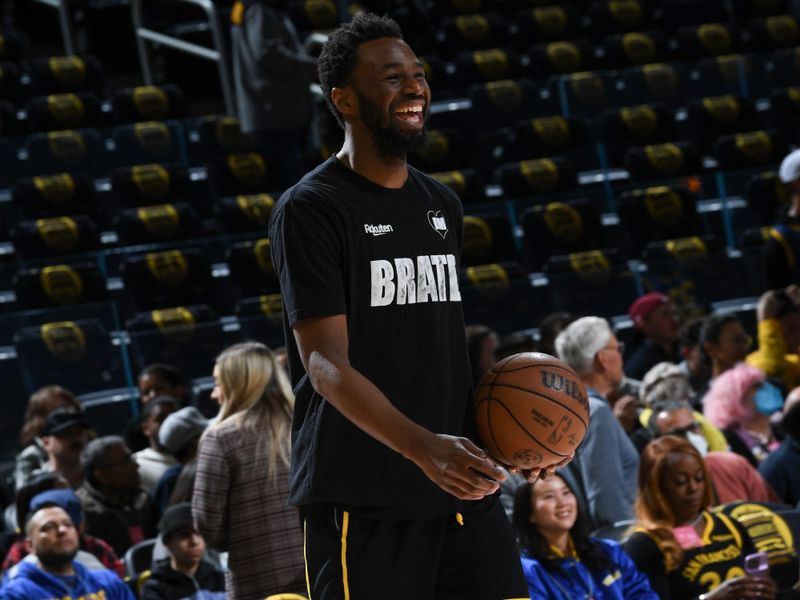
81, 435, 126, 485
141, 395, 179, 420
555, 316, 613, 376
318, 13, 403, 128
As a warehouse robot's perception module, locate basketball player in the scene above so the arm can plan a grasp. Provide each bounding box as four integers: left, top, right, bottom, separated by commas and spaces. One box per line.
268, 13, 553, 600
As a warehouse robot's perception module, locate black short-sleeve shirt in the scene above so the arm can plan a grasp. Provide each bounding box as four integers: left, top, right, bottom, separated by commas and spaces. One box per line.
269, 156, 472, 519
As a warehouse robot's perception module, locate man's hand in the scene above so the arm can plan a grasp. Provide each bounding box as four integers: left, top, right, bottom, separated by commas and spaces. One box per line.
408, 433, 507, 500
700, 575, 776, 600
613, 394, 640, 433
509, 452, 575, 483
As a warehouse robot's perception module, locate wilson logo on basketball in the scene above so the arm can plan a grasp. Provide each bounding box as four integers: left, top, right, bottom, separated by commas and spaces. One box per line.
540, 370, 589, 414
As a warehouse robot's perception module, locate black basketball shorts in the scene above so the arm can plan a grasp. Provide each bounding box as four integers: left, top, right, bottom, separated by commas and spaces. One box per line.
301, 495, 529, 600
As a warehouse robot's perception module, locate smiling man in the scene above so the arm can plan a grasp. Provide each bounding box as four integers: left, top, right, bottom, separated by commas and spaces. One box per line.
268, 13, 532, 600
0, 506, 134, 600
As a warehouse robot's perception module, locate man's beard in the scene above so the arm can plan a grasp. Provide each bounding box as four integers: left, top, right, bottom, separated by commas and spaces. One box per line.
37, 547, 78, 572
356, 90, 427, 162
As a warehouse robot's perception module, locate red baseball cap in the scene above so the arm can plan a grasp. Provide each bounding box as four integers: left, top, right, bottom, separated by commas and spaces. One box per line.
629, 292, 670, 328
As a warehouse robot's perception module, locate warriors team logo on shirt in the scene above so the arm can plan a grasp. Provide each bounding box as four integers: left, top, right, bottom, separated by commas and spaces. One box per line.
427, 211, 448, 238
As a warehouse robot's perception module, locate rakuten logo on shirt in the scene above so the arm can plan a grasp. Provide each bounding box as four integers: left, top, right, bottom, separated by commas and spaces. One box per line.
364, 223, 394, 236
370, 254, 462, 306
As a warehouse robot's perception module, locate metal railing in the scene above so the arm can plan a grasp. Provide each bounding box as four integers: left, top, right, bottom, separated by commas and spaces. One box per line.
131, 0, 235, 114
31, 0, 77, 55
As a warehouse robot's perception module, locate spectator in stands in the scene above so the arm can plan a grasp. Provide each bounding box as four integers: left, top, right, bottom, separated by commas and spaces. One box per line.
633, 362, 728, 455
512, 472, 658, 600
465, 324, 498, 386
13, 386, 82, 491
3, 489, 122, 580
624, 436, 777, 600
193, 342, 305, 598
625, 292, 681, 381
759, 387, 800, 506
32, 409, 91, 489
747, 286, 800, 393
0, 505, 134, 600
76, 436, 157, 556
641, 396, 777, 504
555, 316, 640, 529
133, 396, 179, 494
537, 311, 575, 357
703, 363, 782, 467
765, 149, 800, 289
140, 503, 225, 600
152, 407, 208, 513
230, 0, 318, 187
700, 313, 752, 384
677, 317, 711, 400
126, 364, 190, 453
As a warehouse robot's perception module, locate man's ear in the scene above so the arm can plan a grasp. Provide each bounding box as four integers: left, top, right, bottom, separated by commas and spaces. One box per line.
23, 538, 33, 555
331, 86, 356, 119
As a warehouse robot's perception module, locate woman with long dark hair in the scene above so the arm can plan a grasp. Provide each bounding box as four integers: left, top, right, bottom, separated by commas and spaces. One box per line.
512, 472, 657, 599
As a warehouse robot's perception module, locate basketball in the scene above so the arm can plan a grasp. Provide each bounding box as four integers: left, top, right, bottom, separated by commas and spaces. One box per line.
474, 352, 590, 470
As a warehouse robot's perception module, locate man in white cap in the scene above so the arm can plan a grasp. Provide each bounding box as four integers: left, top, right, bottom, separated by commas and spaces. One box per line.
766, 149, 800, 288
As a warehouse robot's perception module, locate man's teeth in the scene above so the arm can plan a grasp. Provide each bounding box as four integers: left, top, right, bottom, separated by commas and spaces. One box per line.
396, 105, 423, 113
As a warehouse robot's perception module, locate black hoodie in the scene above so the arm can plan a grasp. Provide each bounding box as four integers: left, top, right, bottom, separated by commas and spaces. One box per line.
140, 558, 226, 600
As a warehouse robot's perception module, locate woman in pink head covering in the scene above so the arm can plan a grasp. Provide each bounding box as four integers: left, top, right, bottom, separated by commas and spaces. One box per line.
702, 363, 783, 468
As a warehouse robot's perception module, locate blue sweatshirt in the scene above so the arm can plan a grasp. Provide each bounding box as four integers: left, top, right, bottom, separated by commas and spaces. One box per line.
0, 558, 134, 600
520, 538, 659, 600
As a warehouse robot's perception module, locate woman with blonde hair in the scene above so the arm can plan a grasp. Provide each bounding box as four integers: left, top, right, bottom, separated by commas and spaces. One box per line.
623, 436, 776, 600
192, 342, 305, 599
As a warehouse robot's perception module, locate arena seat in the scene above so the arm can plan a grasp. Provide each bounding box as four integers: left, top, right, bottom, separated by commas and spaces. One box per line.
111, 163, 190, 207
675, 22, 740, 59
459, 261, 551, 334
587, 0, 654, 34
624, 140, 703, 181
25, 129, 107, 176
25, 92, 106, 133
617, 184, 704, 254
11, 215, 100, 259
112, 84, 188, 124
692, 54, 753, 97
745, 170, 786, 225
528, 40, 598, 78
600, 31, 671, 68
452, 47, 524, 87
110, 121, 186, 168
0, 29, 30, 61
27, 55, 104, 96
460, 212, 519, 267
502, 115, 592, 164
768, 87, 800, 142
13, 318, 122, 395
216, 193, 275, 234
620, 61, 689, 106
13, 262, 107, 309
520, 198, 605, 268
544, 249, 639, 318
206, 151, 275, 197
120, 247, 214, 311
439, 13, 509, 57
512, 5, 584, 48
743, 14, 799, 51
409, 128, 473, 175
190, 115, 256, 164
497, 156, 578, 199
713, 129, 786, 170
429, 169, 485, 204
126, 304, 229, 378
0, 99, 24, 135
469, 78, 557, 130
560, 70, 626, 115
12, 172, 97, 219
114, 202, 201, 246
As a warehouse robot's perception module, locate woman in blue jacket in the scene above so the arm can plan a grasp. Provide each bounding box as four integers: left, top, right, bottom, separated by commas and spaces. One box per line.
512, 473, 658, 600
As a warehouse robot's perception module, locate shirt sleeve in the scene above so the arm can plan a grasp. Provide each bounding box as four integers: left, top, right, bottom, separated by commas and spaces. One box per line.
578, 400, 637, 526
269, 192, 347, 326
192, 429, 231, 551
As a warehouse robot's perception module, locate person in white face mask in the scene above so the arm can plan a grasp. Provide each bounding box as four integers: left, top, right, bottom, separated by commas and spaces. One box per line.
651, 400, 779, 505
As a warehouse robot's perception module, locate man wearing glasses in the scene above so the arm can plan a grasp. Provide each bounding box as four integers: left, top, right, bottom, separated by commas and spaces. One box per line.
555, 316, 640, 531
